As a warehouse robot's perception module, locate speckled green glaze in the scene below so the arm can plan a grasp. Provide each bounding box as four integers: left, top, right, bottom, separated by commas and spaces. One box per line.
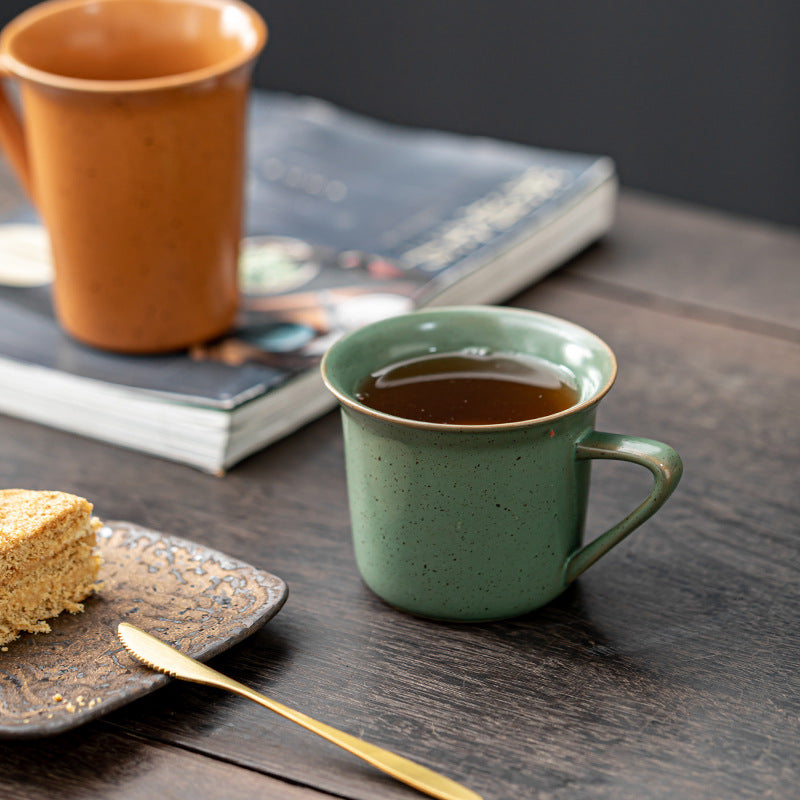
322, 307, 682, 622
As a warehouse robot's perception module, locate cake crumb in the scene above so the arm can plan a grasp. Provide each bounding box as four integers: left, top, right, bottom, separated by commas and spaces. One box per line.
46, 713, 53, 719
88, 698, 97, 709
52, 693, 63, 702
65, 702, 76, 713
1, 646, 7, 652
76, 695, 85, 707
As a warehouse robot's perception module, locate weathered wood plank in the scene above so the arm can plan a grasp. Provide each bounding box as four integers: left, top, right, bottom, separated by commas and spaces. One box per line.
0, 728, 336, 800
1, 270, 796, 799
566, 190, 800, 334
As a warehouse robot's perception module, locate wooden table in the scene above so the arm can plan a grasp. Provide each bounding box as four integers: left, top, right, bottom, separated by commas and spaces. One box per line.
1, 190, 798, 800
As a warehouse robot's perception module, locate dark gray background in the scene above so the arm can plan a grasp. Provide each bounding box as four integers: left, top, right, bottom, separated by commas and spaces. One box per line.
2, 0, 798, 226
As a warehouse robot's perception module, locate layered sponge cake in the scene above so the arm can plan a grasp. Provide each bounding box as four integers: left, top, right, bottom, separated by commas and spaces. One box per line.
0, 489, 102, 646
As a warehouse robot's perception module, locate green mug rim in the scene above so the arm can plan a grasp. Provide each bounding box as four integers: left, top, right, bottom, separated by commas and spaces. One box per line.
320, 305, 618, 432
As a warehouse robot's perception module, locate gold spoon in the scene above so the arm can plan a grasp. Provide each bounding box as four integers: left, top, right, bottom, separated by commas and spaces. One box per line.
117, 623, 482, 800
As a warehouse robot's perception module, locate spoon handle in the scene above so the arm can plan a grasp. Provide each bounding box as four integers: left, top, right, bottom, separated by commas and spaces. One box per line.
224, 677, 479, 800
118, 623, 481, 800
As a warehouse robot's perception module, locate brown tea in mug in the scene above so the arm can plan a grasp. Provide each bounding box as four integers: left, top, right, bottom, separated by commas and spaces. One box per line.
355, 348, 580, 424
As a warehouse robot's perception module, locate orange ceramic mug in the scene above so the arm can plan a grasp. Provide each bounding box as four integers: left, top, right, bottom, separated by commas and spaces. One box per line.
0, 0, 266, 353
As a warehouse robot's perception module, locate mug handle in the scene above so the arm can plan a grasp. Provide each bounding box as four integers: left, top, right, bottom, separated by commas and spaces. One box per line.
0, 60, 34, 201
563, 430, 683, 585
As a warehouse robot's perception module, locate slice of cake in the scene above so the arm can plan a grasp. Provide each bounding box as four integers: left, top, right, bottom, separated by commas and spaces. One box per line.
0, 489, 102, 646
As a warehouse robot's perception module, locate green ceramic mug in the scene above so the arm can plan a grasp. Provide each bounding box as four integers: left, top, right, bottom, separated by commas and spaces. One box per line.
321, 306, 682, 621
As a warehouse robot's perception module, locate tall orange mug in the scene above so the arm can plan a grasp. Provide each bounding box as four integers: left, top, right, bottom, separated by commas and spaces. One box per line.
0, 0, 266, 353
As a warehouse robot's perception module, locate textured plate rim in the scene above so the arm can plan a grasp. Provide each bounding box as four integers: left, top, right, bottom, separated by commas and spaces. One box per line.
0, 521, 289, 739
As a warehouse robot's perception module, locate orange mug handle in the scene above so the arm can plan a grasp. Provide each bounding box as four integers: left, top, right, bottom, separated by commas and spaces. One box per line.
0, 60, 34, 202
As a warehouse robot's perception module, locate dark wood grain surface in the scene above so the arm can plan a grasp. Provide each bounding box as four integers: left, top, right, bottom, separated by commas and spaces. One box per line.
1, 190, 798, 800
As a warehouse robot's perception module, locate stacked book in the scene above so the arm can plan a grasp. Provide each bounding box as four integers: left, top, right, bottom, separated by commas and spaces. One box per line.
0, 90, 617, 473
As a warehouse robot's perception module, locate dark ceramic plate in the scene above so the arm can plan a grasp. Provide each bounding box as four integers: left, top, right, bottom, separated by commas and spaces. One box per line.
0, 521, 288, 739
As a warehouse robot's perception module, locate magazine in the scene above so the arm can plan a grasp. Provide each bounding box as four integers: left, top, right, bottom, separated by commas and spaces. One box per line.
0, 90, 617, 473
